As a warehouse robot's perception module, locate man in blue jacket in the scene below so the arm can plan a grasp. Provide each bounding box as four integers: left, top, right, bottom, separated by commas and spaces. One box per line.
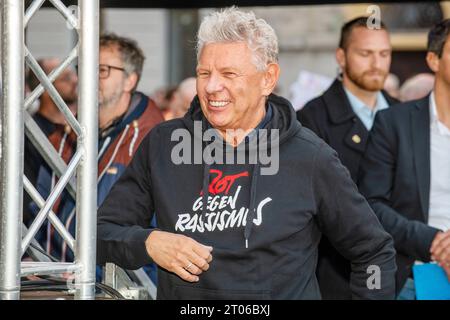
31, 34, 163, 280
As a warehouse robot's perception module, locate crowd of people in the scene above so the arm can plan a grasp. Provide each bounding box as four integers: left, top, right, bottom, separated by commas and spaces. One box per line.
20, 7, 450, 300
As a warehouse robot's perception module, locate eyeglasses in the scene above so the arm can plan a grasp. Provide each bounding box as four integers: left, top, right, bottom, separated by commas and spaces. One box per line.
99, 64, 126, 79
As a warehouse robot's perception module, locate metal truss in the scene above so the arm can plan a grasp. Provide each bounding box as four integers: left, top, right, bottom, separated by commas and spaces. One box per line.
0, 0, 99, 300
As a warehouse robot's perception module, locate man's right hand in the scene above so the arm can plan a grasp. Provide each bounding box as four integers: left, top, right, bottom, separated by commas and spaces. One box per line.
145, 230, 213, 282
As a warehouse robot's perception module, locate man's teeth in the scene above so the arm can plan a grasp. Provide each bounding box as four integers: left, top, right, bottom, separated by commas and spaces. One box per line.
209, 101, 229, 107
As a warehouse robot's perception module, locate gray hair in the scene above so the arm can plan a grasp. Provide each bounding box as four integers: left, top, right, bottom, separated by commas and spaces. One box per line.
196, 7, 279, 71
100, 33, 145, 86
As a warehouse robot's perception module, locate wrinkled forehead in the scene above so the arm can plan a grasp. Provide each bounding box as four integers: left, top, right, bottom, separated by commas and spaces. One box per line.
197, 42, 256, 70
99, 45, 124, 63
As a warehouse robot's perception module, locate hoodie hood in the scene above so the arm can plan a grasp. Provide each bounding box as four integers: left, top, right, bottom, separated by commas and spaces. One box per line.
181, 94, 301, 248
182, 93, 301, 148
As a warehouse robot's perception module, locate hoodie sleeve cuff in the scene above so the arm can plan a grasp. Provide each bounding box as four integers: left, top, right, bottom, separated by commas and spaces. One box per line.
131, 228, 159, 267
421, 226, 441, 262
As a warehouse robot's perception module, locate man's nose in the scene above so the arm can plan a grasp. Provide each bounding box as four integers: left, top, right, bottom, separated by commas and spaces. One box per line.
205, 73, 224, 94
371, 54, 383, 70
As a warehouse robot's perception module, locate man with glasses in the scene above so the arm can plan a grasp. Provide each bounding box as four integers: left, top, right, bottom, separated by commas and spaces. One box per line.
31, 35, 163, 281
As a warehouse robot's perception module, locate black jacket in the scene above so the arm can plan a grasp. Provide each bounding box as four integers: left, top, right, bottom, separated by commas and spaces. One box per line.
297, 79, 399, 181
296, 79, 399, 299
97, 94, 396, 299
358, 96, 441, 293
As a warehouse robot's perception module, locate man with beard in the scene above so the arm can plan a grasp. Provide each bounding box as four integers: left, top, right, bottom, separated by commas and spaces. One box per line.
95, 33, 164, 208
31, 35, 164, 276
359, 19, 450, 300
24, 58, 78, 228
297, 17, 399, 299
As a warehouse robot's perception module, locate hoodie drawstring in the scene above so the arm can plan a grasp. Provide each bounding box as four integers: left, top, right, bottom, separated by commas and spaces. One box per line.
129, 120, 139, 157
244, 130, 271, 249
201, 162, 211, 218
244, 162, 260, 249
184, 97, 296, 251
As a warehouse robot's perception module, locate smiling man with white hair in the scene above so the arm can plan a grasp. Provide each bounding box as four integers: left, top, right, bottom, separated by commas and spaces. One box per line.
97, 7, 396, 300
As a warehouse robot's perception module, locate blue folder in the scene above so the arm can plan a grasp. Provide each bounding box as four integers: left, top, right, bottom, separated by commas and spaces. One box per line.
412, 263, 450, 300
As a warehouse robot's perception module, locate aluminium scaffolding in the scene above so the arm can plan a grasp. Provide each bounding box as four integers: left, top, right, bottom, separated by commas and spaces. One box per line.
0, 0, 99, 300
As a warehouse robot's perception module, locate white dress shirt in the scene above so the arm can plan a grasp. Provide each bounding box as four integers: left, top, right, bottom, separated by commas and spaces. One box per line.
428, 92, 450, 231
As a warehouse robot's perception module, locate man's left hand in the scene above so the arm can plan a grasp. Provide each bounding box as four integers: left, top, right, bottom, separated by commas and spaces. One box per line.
430, 230, 450, 267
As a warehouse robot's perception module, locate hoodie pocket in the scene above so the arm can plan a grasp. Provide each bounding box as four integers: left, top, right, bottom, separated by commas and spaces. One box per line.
173, 285, 271, 300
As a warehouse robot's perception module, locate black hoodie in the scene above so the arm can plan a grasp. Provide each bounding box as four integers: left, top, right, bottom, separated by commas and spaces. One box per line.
97, 94, 396, 299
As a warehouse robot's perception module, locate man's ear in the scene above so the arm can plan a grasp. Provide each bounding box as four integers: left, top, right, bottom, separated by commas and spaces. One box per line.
426, 51, 440, 73
261, 63, 280, 96
336, 48, 346, 71
124, 72, 139, 93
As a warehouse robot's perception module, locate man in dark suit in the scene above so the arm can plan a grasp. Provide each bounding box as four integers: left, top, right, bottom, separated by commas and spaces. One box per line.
297, 17, 398, 299
358, 19, 450, 299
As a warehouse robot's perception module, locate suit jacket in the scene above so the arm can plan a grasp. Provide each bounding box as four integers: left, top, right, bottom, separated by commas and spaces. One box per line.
296, 79, 399, 299
358, 96, 441, 293
297, 78, 399, 181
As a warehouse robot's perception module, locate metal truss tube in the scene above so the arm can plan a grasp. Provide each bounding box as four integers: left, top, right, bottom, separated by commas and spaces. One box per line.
23, 177, 76, 253
49, 0, 78, 30
75, 0, 99, 300
25, 47, 82, 137
24, 45, 78, 111
131, 269, 157, 300
22, 224, 52, 263
24, 112, 77, 198
24, 0, 46, 27
21, 150, 82, 256
0, 0, 24, 300
21, 262, 79, 277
